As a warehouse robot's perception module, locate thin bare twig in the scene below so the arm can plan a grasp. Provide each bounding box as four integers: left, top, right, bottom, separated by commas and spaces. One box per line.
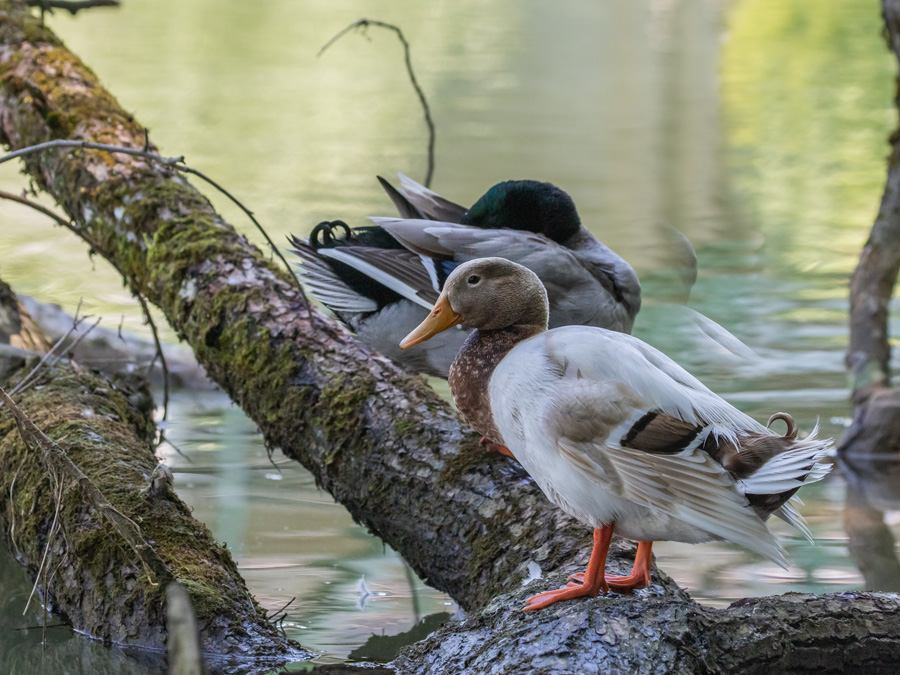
0, 139, 305, 298
24, 475, 64, 616
8, 304, 94, 396
59, 316, 101, 360
0, 189, 71, 228
136, 294, 168, 422
12, 623, 67, 631
0, 139, 183, 167
135, 296, 190, 461
266, 596, 296, 620
27, 0, 119, 14
319, 19, 436, 187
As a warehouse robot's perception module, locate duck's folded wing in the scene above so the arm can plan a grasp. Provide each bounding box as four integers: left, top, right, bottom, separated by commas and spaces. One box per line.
395, 173, 468, 223
556, 416, 787, 567
315, 246, 439, 309
371, 216, 555, 260
288, 236, 378, 312
534, 328, 765, 435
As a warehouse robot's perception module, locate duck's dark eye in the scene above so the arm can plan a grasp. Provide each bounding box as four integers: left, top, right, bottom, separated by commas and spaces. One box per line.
467, 274, 481, 285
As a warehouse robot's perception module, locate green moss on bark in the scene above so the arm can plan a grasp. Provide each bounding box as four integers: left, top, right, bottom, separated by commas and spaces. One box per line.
0, 359, 302, 660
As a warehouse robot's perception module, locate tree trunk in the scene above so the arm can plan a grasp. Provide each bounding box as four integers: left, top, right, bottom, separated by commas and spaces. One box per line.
838, 0, 900, 592
847, 0, 900, 402
0, 361, 306, 670
0, 0, 898, 671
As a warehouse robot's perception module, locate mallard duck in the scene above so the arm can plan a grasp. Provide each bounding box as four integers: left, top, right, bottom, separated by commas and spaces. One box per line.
289, 175, 641, 377
400, 258, 832, 611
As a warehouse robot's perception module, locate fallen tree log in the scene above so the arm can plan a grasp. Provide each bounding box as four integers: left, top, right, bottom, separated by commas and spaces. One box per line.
396, 585, 900, 674
0, 286, 305, 670
0, 1, 898, 672
19, 295, 213, 390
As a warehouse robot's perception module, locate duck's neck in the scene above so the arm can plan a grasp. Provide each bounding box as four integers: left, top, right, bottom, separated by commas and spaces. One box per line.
449, 324, 545, 443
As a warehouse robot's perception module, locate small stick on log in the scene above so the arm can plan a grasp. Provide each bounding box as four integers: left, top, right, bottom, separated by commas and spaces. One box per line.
167, 581, 208, 675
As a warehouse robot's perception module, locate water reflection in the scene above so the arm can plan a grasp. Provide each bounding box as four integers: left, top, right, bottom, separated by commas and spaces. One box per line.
160, 391, 454, 663
839, 388, 900, 591
0, 547, 165, 674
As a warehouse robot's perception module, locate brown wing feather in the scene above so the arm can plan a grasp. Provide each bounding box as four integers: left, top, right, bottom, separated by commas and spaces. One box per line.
620, 411, 702, 454
702, 412, 806, 518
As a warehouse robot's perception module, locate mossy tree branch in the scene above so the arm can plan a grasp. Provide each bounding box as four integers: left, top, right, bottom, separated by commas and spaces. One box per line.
0, 352, 305, 668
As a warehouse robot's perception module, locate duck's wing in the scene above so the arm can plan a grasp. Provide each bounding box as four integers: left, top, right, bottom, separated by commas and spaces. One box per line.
315, 246, 440, 309
540, 327, 766, 432
288, 235, 378, 312
371, 216, 550, 260
373, 218, 636, 329
394, 173, 468, 223
557, 427, 788, 567
492, 328, 790, 565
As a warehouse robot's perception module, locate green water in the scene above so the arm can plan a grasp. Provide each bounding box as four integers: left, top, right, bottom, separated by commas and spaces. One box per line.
0, 0, 896, 670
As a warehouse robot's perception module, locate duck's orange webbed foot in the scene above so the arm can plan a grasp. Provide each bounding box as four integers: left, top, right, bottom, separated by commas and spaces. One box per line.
479, 435, 515, 458
523, 577, 608, 611
523, 526, 615, 611
570, 541, 653, 593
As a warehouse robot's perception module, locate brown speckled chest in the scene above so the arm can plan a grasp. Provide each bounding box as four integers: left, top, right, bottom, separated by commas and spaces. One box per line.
448, 325, 544, 444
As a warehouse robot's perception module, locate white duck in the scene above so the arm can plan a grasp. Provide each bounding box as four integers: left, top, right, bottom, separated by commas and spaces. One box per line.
400, 258, 831, 611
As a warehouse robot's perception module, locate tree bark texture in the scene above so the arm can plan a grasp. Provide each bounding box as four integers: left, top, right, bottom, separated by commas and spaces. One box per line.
0, 1, 898, 672
0, 281, 305, 669
0, 354, 307, 669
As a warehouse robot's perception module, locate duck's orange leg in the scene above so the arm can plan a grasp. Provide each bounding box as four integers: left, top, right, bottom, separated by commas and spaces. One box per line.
523, 526, 613, 611
605, 541, 653, 591
479, 435, 515, 458
568, 540, 653, 593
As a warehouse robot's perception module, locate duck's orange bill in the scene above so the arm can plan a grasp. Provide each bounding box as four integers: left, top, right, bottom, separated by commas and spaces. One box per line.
399, 294, 461, 349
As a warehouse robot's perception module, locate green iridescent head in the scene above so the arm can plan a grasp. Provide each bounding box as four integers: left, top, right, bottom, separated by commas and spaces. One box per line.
461, 180, 582, 244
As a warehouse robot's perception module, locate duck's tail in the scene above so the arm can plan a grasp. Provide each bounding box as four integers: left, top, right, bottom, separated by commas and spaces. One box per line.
287, 234, 378, 314
736, 416, 832, 536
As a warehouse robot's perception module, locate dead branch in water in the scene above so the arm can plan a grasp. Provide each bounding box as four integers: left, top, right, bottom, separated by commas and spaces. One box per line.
320, 18, 436, 187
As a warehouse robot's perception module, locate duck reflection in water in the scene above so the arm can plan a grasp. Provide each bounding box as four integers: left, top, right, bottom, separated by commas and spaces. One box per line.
839, 388, 900, 591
